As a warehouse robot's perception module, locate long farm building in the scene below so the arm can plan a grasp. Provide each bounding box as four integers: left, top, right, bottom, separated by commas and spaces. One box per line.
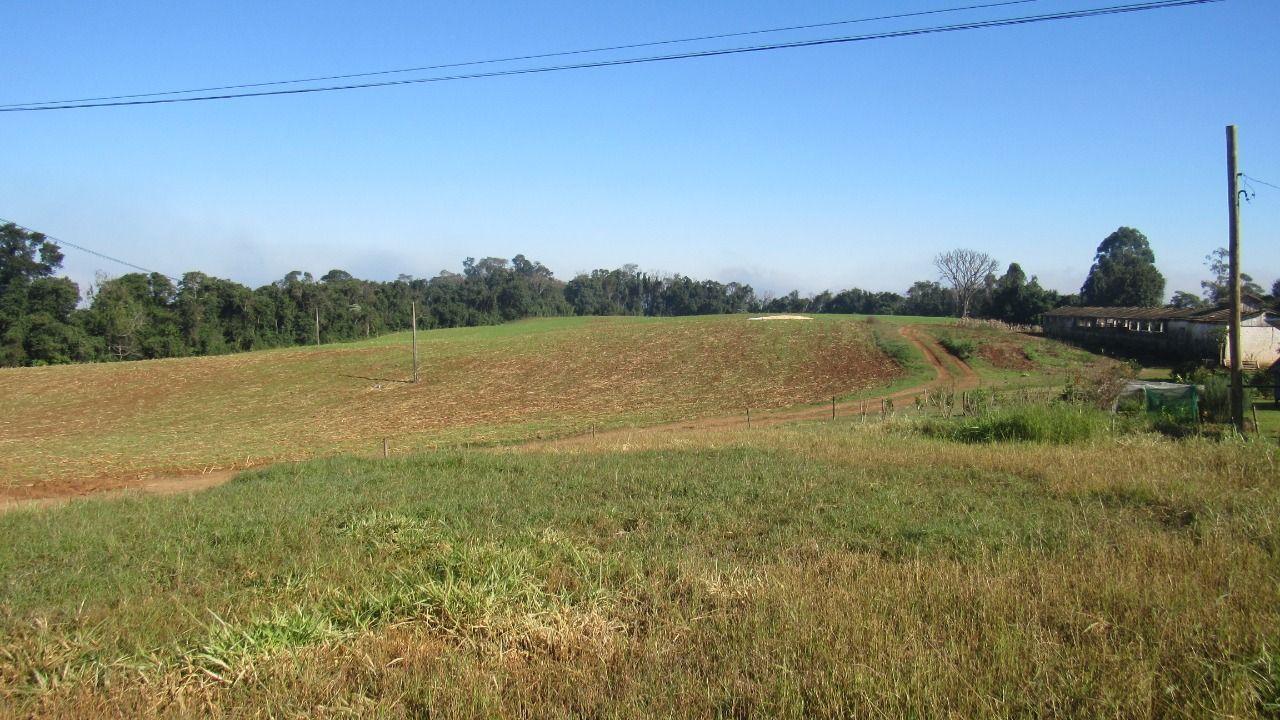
1043, 294, 1280, 369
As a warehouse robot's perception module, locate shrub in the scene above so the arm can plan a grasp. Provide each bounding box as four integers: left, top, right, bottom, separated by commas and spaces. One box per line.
1171, 360, 1214, 384
920, 404, 1110, 444
1062, 362, 1130, 409
938, 335, 976, 360
873, 329, 920, 370
1199, 373, 1253, 424
1247, 368, 1273, 396
1148, 412, 1197, 439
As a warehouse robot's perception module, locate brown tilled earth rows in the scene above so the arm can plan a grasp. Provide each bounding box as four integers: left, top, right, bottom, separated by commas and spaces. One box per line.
1, 316, 923, 503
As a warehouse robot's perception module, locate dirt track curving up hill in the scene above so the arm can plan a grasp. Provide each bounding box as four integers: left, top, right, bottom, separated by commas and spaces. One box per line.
519, 325, 977, 450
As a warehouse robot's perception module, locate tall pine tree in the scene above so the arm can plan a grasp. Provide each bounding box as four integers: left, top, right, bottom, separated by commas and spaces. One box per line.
1080, 227, 1165, 307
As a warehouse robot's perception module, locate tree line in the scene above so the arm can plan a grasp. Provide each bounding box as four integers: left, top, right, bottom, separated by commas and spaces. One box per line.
2, 222, 1275, 367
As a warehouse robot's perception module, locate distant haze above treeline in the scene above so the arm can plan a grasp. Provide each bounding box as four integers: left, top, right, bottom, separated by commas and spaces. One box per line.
1, 223, 1276, 367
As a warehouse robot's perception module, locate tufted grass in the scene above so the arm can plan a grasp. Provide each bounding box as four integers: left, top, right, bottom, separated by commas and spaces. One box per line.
2, 420, 1278, 717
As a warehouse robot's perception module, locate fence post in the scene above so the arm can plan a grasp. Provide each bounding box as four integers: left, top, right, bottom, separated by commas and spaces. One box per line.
747, 408, 751, 428
382, 437, 388, 459
832, 396, 836, 420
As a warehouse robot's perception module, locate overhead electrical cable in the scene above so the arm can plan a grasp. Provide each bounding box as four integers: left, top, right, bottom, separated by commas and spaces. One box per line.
0, 0, 1044, 109
0, 0, 1222, 112
1241, 174, 1280, 191
0, 217, 179, 281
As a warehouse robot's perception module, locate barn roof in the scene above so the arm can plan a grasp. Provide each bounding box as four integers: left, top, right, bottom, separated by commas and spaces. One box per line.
1044, 306, 1193, 320
1044, 294, 1276, 324
1181, 307, 1277, 323
1044, 303, 1274, 324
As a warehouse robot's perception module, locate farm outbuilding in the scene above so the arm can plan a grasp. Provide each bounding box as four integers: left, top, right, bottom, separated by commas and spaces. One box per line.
1042, 294, 1280, 368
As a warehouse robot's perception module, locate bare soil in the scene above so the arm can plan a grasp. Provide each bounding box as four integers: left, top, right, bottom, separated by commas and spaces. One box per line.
978, 342, 1036, 370
519, 326, 976, 450
0, 326, 974, 513
0, 316, 897, 498
0, 469, 238, 513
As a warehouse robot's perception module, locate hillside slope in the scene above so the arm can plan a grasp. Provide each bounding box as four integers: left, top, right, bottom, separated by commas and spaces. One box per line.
1, 315, 906, 498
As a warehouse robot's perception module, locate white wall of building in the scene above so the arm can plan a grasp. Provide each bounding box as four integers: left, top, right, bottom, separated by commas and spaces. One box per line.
1166, 315, 1280, 368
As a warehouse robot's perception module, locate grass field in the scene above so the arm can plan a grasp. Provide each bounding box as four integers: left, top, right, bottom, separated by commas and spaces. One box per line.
2, 314, 1277, 716
0, 314, 910, 499
2, 419, 1277, 717
0, 314, 1115, 502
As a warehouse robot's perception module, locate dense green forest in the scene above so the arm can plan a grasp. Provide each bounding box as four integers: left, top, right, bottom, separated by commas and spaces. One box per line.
5, 221, 1267, 367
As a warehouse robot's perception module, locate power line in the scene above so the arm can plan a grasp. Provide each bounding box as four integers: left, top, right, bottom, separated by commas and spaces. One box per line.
0, 217, 179, 281
0, 0, 1044, 109
1241, 174, 1280, 191
1, 0, 1223, 112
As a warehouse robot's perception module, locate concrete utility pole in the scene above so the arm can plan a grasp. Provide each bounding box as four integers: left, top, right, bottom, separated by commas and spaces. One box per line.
1226, 125, 1244, 432
314, 306, 321, 346
411, 300, 419, 383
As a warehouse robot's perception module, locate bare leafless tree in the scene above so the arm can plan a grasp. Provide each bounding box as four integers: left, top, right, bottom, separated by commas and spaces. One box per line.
934, 249, 998, 317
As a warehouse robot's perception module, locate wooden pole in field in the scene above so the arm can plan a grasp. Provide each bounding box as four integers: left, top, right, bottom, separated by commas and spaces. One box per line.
411, 301, 419, 383
746, 408, 751, 428
832, 396, 836, 420
314, 306, 320, 346
1226, 125, 1245, 433
382, 437, 389, 459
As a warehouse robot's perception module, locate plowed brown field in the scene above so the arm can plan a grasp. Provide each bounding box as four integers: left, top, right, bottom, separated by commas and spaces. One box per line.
0, 315, 902, 500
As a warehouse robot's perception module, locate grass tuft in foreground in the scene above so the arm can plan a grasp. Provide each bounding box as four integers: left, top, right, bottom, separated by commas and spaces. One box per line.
1, 422, 1278, 717
918, 403, 1113, 444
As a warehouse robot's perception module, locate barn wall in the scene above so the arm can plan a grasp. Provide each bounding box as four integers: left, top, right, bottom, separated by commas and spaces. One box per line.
1044, 311, 1279, 367
1044, 320, 1204, 358
1229, 324, 1280, 368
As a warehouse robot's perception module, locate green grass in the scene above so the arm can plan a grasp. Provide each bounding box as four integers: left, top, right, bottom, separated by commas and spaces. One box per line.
937, 334, 976, 360
2, 422, 1278, 717
848, 313, 959, 325
871, 326, 921, 370
1253, 400, 1280, 440
919, 404, 1113, 444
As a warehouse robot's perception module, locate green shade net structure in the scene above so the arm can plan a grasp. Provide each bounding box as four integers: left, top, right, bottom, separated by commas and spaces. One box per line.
1114, 381, 1199, 421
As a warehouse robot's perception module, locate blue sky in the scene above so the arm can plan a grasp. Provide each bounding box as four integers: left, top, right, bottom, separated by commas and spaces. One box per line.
3, 0, 1277, 300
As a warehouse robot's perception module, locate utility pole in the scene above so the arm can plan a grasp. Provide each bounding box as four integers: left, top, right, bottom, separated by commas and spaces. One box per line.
314, 306, 320, 346
411, 300, 419, 383
1226, 125, 1244, 433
